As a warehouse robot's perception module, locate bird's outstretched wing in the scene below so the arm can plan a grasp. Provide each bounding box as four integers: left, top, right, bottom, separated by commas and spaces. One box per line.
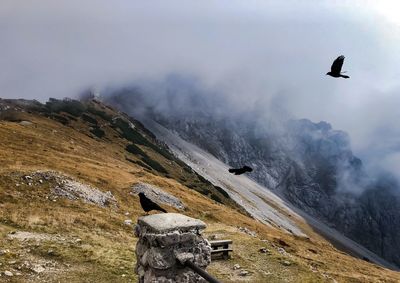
331, 55, 345, 73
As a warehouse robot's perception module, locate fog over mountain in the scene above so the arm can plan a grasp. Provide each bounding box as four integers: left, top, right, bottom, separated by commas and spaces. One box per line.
104, 75, 400, 267
2, 0, 400, 176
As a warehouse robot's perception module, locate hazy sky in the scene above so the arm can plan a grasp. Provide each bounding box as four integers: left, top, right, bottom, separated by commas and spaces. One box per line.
2, 0, 400, 175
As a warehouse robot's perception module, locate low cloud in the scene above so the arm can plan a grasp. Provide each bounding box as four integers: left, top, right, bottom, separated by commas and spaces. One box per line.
2, 1, 400, 177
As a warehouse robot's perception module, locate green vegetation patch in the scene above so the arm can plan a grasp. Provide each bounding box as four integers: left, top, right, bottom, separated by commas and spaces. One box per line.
82, 113, 98, 125
113, 118, 175, 160
125, 144, 147, 157
50, 114, 69, 125
45, 98, 87, 117
90, 127, 105, 138
125, 157, 153, 171
87, 106, 113, 122
140, 155, 168, 174
214, 186, 230, 199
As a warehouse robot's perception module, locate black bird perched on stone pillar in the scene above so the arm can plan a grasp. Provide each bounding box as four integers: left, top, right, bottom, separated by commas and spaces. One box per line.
228, 165, 253, 175
138, 192, 167, 214
326, 55, 350, 78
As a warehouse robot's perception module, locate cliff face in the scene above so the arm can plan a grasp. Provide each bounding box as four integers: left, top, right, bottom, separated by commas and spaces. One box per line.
149, 114, 400, 267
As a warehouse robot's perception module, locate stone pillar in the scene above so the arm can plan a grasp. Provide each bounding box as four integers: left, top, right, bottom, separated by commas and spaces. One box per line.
134, 213, 211, 283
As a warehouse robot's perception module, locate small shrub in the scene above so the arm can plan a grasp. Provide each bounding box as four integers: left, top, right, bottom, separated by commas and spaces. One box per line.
0, 110, 24, 122
87, 106, 113, 122
82, 114, 98, 125
125, 144, 147, 157
140, 156, 168, 174
113, 118, 149, 145
214, 186, 230, 199
45, 98, 86, 117
210, 194, 222, 204
90, 127, 105, 138
113, 117, 174, 160
125, 157, 153, 171
50, 114, 69, 125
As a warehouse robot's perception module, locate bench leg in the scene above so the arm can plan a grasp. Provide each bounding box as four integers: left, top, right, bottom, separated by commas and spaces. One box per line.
223, 245, 229, 259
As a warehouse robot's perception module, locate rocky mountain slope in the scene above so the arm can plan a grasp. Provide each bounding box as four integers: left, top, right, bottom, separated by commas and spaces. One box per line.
1, 97, 400, 282
105, 81, 400, 268
143, 119, 398, 270
136, 110, 400, 269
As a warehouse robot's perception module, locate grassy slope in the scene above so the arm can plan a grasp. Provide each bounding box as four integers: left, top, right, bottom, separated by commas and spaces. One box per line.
0, 99, 399, 282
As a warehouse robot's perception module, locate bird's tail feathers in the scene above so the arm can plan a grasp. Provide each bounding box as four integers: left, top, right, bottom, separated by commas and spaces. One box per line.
228, 169, 235, 173
341, 74, 350, 78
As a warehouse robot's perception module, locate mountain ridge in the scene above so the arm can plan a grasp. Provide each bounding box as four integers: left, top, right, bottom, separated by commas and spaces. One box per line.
105, 87, 400, 268
141, 111, 400, 268
1, 97, 400, 282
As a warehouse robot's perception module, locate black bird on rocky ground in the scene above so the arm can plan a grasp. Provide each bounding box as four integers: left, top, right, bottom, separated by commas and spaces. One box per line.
138, 192, 167, 214
326, 55, 350, 78
228, 165, 253, 175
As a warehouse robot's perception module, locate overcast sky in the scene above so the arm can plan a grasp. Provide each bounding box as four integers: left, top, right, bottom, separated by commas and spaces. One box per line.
2, 0, 400, 175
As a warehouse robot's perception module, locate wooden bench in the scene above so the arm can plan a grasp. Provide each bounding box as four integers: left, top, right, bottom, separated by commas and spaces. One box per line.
209, 240, 233, 259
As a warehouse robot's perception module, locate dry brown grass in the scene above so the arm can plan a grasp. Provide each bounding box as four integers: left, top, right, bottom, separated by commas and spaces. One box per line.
0, 110, 399, 282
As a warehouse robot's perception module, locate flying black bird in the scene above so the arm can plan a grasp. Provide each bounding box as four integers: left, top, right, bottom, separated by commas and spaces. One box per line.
326, 55, 350, 78
138, 192, 167, 214
228, 165, 253, 175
